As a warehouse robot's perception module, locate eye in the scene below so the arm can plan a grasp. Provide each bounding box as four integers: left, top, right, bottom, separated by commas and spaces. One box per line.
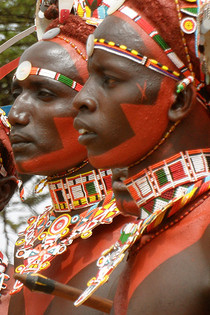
12, 88, 22, 100
103, 76, 118, 88
38, 89, 56, 101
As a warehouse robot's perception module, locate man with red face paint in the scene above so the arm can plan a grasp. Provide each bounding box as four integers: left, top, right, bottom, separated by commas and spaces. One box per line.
7, 2, 134, 315
73, 0, 210, 314
0, 109, 18, 314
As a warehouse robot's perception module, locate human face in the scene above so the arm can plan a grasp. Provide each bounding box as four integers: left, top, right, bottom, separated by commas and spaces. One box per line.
9, 40, 88, 176
73, 14, 177, 170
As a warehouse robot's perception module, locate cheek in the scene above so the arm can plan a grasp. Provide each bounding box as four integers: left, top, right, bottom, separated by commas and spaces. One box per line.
89, 78, 174, 169
17, 117, 87, 174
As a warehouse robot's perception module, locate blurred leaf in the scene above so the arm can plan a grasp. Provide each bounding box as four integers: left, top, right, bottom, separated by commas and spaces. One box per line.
0, 0, 37, 107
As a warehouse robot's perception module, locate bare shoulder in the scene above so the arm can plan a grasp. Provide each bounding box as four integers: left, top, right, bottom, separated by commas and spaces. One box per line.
112, 196, 210, 315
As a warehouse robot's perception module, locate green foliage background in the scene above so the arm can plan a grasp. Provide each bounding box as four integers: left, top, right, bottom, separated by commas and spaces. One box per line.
0, 0, 37, 107
0, 1, 50, 262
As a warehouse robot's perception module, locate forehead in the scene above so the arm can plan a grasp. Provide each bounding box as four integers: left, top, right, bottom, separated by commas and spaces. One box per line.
20, 41, 77, 79
94, 15, 148, 55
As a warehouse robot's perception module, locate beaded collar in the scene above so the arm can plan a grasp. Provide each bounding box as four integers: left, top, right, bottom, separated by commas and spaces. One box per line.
74, 170, 210, 307
48, 168, 113, 212
0, 251, 10, 295
11, 192, 119, 295
125, 149, 210, 210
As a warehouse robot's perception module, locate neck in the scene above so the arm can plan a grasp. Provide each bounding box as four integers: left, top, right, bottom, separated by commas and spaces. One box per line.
47, 164, 112, 213
128, 102, 210, 177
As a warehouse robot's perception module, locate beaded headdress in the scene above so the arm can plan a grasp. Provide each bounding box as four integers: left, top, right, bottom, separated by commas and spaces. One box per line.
86, 0, 210, 109
0, 0, 112, 80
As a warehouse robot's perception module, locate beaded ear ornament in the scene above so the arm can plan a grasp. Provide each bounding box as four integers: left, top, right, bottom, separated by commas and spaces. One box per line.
14, 61, 83, 92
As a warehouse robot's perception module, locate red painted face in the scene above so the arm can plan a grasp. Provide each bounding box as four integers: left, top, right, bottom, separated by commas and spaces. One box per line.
9, 39, 88, 176
73, 14, 177, 170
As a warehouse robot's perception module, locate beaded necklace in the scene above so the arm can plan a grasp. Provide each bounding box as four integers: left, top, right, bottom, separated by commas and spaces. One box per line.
11, 168, 118, 295
126, 149, 210, 208
48, 168, 113, 212
74, 173, 210, 307
0, 251, 10, 296
11, 192, 119, 295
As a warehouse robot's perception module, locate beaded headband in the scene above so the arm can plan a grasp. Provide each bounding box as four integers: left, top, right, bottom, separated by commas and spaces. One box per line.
14, 61, 83, 92
93, 38, 181, 81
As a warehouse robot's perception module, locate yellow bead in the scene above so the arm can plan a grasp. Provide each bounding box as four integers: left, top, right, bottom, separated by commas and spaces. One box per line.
119, 45, 127, 50
99, 38, 105, 43
131, 50, 138, 55
109, 41, 115, 46
173, 71, 180, 77
150, 59, 158, 64
162, 65, 169, 71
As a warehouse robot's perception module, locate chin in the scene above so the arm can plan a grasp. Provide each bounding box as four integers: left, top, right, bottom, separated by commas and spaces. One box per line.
115, 197, 140, 217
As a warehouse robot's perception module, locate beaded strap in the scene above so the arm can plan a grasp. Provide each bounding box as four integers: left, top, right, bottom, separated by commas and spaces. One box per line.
56, 35, 88, 61
125, 149, 210, 208
94, 39, 181, 81
118, 5, 192, 79
48, 168, 113, 211
30, 67, 83, 91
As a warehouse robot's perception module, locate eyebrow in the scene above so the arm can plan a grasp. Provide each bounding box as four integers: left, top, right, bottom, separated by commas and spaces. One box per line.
11, 76, 68, 92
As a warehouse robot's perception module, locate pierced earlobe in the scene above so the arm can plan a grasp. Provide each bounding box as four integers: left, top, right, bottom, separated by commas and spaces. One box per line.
168, 83, 196, 122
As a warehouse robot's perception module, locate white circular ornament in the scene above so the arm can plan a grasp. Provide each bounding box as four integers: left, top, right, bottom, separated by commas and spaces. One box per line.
38, 10, 45, 19
42, 27, 61, 40
86, 34, 95, 57
48, 214, 71, 235
180, 17, 197, 34
107, 0, 126, 15
16, 61, 32, 81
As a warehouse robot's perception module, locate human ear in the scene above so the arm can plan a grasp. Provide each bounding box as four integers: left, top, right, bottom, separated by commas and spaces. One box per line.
168, 84, 196, 122
0, 176, 17, 211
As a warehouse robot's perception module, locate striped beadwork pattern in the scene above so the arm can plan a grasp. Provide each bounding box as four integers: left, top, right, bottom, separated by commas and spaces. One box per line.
30, 67, 83, 91
125, 149, 210, 208
48, 169, 112, 211
94, 39, 181, 80
118, 5, 192, 79
74, 174, 210, 306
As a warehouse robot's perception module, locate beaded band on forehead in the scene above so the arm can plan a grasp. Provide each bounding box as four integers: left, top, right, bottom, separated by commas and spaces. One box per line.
14, 61, 83, 92
94, 38, 181, 81
117, 5, 194, 80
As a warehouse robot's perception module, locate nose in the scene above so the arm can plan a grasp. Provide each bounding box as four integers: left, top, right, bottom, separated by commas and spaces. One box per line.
8, 97, 30, 126
73, 81, 97, 113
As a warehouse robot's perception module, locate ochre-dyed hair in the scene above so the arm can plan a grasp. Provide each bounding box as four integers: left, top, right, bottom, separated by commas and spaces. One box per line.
124, 0, 201, 82
45, 5, 95, 44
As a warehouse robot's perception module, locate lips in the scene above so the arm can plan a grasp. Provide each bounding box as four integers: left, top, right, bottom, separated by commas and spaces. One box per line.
10, 134, 31, 152
74, 118, 97, 145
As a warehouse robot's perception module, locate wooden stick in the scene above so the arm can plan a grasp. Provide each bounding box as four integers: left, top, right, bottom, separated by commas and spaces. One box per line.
14, 273, 112, 314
